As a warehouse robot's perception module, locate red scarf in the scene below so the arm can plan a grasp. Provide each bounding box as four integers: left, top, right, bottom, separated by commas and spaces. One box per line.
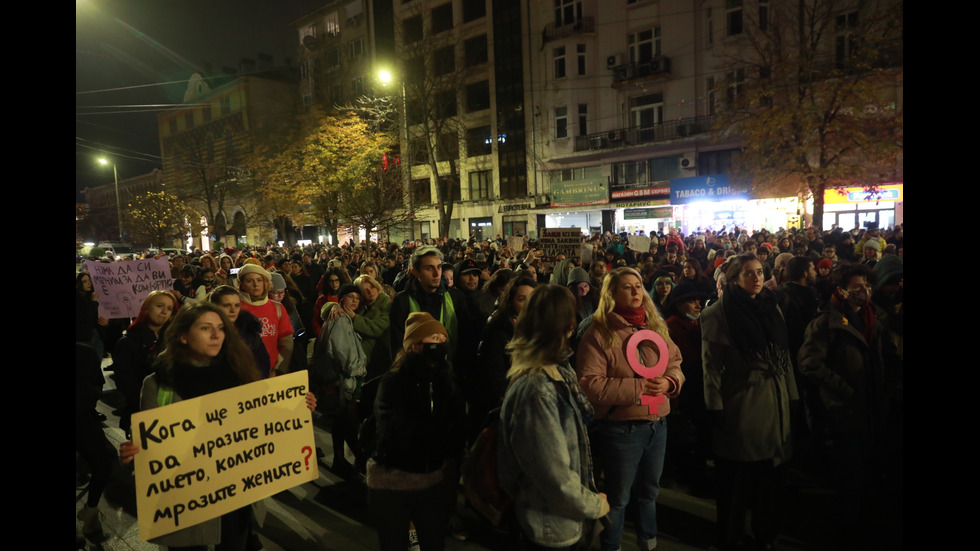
613, 304, 647, 327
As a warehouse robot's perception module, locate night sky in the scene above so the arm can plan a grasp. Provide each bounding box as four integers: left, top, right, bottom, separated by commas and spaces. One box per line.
75, 0, 327, 199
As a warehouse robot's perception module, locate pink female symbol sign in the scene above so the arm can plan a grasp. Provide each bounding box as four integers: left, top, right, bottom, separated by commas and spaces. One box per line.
625, 329, 669, 415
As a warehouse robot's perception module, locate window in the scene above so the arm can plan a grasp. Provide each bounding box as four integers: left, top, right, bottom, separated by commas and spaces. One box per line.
706, 77, 716, 116
705, 7, 714, 45
554, 0, 582, 27
432, 3, 453, 34
347, 38, 364, 60
629, 28, 661, 64
184, 112, 194, 129
578, 104, 588, 136
466, 80, 490, 112
220, 97, 231, 115
577, 44, 586, 75
404, 15, 423, 43
345, 1, 363, 27
434, 45, 455, 76
466, 126, 492, 157
438, 176, 462, 203
631, 93, 663, 142
759, 0, 769, 31
464, 35, 488, 67
462, 0, 486, 22
409, 136, 429, 164
554, 46, 566, 78
555, 106, 568, 138
225, 131, 234, 158
436, 132, 459, 162
469, 170, 492, 199
206, 136, 215, 162
726, 0, 742, 36
325, 12, 340, 36
835, 11, 860, 69
202, 105, 212, 122
329, 83, 343, 104
352, 76, 366, 96
326, 48, 341, 72
698, 149, 736, 175
726, 68, 744, 106
412, 178, 432, 204
300, 60, 309, 79
436, 90, 457, 118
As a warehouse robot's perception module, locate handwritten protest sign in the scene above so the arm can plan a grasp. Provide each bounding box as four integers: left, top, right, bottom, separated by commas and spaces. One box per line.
131, 371, 318, 541
84, 258, 172, 319
539, 228, 583, 262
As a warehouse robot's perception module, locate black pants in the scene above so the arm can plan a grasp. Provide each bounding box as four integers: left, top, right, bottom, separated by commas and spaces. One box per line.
369, 483, 448, 551
75, 413, 114, 508
714, 457, 781, 550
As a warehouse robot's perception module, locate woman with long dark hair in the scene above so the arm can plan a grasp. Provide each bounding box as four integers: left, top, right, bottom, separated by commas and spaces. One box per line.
113, 291, 178, 437
120, 302, 315, 550
76, 272, 108, 358
700, 253, 797, 551
499, 285, 610, 550
576, 268, 684, 551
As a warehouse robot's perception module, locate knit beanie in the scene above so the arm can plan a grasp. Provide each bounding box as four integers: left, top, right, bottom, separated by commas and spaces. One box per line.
238, 263, 272, 286
403, 312, 448, 350
817, 259, 833, 270
338, 284, 361, 300
270, 272, 287, 290
567, 266, 590, 286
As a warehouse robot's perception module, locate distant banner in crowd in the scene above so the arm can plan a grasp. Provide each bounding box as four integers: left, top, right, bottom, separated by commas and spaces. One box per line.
84, 258, 172, 319
540, 228, 583, 261
131, 372, 318, 541
506, 235, 526, 253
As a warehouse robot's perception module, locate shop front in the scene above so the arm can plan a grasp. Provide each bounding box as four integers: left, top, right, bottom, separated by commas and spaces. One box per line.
821, 183, 903, 230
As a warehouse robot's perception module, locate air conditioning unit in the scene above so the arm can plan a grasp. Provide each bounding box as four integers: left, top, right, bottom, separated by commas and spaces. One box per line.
606, 54, 624, 69
680, 152, 697, 169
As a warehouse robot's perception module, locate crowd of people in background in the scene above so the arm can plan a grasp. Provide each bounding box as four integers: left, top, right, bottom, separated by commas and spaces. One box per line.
76, 222, 903, 551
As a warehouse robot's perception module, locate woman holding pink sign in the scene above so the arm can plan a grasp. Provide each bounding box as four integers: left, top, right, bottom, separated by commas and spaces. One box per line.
576, 267, 684, 551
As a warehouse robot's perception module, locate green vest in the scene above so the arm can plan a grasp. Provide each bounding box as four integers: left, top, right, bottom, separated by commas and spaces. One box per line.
408, 291, 458, 349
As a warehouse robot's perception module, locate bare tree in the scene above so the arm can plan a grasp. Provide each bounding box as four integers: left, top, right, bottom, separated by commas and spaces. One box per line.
713, 0, 903, 227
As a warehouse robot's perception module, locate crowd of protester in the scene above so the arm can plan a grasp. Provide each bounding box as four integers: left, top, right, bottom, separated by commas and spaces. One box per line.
77, 222, 903, 550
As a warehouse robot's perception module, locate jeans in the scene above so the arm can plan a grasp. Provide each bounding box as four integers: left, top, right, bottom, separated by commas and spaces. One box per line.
598, 419, 667, 551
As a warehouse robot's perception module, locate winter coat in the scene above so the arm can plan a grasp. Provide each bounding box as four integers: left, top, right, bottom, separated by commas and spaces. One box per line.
798, 304, 896, 437
700, 296, 798, 464
312, 313, 367, 400
370, 354, 465, 477
576, 312, 684, 421
499, 364, 604, 547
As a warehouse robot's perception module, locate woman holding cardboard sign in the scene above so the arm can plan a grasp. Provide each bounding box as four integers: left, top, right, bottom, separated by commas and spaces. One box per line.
576, 267, 683, 551
119, 302, 316, 550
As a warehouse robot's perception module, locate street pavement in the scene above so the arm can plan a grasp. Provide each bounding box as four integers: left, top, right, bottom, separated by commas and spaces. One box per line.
77, 355, 901, 551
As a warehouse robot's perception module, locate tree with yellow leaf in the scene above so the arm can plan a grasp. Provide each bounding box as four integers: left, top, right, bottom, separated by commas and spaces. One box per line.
126, 191, 193, 248
251, 107, 408, 243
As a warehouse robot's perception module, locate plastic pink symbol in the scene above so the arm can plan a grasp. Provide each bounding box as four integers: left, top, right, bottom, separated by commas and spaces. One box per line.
625, 329, 669, 415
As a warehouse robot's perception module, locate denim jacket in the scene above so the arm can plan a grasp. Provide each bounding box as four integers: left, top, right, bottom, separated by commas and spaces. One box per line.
498, 363, 604, 547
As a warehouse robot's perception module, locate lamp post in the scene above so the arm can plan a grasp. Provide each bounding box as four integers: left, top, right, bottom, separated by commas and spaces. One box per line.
378, 69, 415, 241
98, 157, 124, 241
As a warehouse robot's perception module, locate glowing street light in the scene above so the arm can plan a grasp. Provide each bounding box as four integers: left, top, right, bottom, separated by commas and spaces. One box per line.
98, 156, 124, 241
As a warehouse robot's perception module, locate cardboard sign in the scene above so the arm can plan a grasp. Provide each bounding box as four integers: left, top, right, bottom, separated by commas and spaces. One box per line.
629, 235, 651, 254
84, 258, 173, 319
539, 228, 582, 262
131, 371, 318, 541
625, 329, 669, 415
506, 235, 526, 253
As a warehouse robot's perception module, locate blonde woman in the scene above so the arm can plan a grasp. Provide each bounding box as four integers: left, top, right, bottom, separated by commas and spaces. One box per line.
498, 285, 609, 550
576, 267, 684, 551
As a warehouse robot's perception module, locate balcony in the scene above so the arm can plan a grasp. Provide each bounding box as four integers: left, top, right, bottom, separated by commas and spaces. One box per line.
612, 56, 671, 86
573, 115, 715, 152
542, 16, 595, 43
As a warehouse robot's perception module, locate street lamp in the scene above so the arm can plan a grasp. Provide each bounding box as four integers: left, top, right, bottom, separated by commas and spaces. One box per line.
378, 68, 415, 241
98, 156, 124, 241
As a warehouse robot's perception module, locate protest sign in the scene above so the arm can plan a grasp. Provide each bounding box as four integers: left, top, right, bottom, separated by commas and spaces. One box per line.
539, 228, 582, 262
84, 258, 172, 319
506, 235, 525, 253
629, 235, 651, 254
131, 371, 318, 541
